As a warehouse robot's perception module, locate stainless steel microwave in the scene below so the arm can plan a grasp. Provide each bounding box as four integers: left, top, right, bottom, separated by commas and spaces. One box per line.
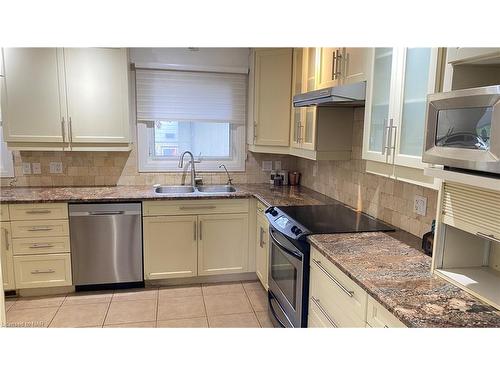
423, 85, 500, 175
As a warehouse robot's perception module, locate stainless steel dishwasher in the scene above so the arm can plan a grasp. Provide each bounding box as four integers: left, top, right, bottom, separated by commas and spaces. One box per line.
69, 202, 143, 289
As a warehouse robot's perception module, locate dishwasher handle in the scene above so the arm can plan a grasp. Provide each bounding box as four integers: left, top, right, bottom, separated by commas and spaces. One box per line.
88, 211, 125, 216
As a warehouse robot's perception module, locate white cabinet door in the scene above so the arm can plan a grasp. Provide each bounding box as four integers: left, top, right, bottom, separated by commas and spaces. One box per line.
143, 215, 198, 280
363, 48, 398, 163
1, 222, 15, 291
393, 48, 439, 169
1, 48, 67, 144
318, 47, 341, 89
253, 49, 292, 147
343, 48, 371, 85
255, 216, 269, 290
64, 48, 130, 144
198, 214, 249, 276
447, 48, 500, 64
290, 48, 303, 148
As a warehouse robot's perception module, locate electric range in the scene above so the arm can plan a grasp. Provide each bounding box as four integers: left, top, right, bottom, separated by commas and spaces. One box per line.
265, 203, 394, 328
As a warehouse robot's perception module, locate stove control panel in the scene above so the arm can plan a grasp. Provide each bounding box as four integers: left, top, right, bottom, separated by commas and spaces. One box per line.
265, 206, 309, 240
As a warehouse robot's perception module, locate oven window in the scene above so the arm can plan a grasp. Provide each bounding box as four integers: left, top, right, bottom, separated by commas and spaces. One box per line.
435, 107, 492, 150
271, 243, 298, 309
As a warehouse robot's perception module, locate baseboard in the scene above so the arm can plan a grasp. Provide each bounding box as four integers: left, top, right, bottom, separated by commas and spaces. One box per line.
145, 272, 258, 287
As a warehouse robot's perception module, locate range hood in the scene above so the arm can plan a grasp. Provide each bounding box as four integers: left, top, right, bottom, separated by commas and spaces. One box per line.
293, 81, 366, 107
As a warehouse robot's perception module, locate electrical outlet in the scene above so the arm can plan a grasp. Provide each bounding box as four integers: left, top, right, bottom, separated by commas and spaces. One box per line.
49, 162, 63, 174
262, 160, 273, 171
31, 163, 41, 174
414, 195, 427, 216
22, 162, 31, 175
274, 160, 282, 171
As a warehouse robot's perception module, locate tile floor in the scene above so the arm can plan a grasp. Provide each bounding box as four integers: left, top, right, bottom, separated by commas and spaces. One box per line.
4, 281, 274, 328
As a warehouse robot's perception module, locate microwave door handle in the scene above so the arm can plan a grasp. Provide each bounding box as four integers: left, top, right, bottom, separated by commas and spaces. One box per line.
269, 229, 302, 260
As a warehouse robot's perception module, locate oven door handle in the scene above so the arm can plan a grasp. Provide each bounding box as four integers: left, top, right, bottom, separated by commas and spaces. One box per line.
268, 292, 293, 328
269, 229, 302, 260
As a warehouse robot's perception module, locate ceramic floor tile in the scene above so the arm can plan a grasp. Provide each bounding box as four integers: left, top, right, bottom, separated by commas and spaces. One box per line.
204, 292, 252, 316
63, 291, 113, 306
11, 295, 66, 310
112, 288, 158, 302
158, 284, 202, 300
202, 282, 245, 296
50, 303, 109, 328
246, 289, 268, 312
6, 307, 58, 328
105, 299, 157, 325
157, 295, 206, 321
208, 313, 260, 328
255, 310, 274, 328
4, 299, 17, 312
104, 321, 156, 328
157, 317, 209, 328
242, 281, 265, 292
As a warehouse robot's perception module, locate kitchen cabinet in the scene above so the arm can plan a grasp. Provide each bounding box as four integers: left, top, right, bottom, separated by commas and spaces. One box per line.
143, 215, 198, 280
318, 48, 371, 89
198, 213, 249, 276
1, 48, 130, 151
255, 215, 269, 290
362, 48, 441, 188
446, 48, 500, 64
13, 253, 72, 289
1, 221, 16, 291
247, 48, 292, 154
366, 296, 406, 328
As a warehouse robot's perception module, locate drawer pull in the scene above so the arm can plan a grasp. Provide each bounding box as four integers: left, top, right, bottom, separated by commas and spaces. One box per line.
312, 258, 354, 298
311, 296, 338, 328
29, 243, 55, 249
27, 227, 54, 232
476, 232, 500, 244
384, 325, 389, 328
25, 210, 52, 214
179, 205, 216, 210
2, 228, 9, 251
31, 269, 55, 275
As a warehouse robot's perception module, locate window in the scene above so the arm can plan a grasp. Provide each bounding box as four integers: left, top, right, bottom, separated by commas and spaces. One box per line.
136, 68, 246, 172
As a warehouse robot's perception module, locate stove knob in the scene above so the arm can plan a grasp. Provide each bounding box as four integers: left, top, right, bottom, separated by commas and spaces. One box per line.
291, 226, 302, 236
270, 208, 278, 216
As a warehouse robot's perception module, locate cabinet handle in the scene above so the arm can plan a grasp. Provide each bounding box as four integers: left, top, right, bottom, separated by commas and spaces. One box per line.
331, 50, 337, 80
25, 209, 51, 214
381, 119, 389, 156
335, 49, 343, 78
311, 296, 338, 327
194, 221, 197, 241
2, 228, 9, 251
61, 117, 66, 143
179, 205, 216, 211
68, 116, 73, 146
27, 227, 53, 232
253, 121, 257, 141
259, 227, 264, 247
29, 243, 55, 249
476, 232, 500, 244
385, 118, 397, 157
31, 269, 55, 275
312, 258, 354, 298
199, 221, 203, 241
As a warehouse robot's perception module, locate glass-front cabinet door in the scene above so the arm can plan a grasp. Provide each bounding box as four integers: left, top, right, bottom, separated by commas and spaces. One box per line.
363, 48, 397, 163
291, 49, 303, 148
393, 48, 439, 168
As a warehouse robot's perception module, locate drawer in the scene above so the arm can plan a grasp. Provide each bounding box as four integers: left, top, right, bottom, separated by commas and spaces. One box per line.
12, 236, 71, 255
9, 203, 68, 221
256, 200, 267, 220
308, 298, 335, 328
0, 204, 9, 221
13, 253, 72, 289
310, 247, 367, 327
366, 296, 406, 328
11, 220, 69, 238
143, 199, 249, 216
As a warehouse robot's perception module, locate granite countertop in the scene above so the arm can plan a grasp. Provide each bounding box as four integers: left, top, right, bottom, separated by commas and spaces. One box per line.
308, 232, 500, 328
0, 184, 335, 207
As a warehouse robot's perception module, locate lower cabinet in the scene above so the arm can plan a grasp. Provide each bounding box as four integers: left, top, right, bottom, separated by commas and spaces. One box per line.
255, 215, 269, 290
308, 246, 406, 328
143, 215, 198, 280
13, 253, 72, 289
198, 214, 249, 276
1, 221, 16, 291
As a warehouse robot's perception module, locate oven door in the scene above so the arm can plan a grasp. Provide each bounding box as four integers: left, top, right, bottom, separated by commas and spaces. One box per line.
423, 85, 500, 174
267, 227, 304, 328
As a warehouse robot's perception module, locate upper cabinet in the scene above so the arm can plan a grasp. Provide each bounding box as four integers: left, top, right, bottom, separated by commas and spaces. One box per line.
446, 48, 500, 65
362, 48, 442, 187
247, 48, 292, 154
318, 48, 371, 89
1, 48, 131, 151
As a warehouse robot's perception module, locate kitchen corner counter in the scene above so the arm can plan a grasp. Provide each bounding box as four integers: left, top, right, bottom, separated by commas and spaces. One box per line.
0, 184, 334, 207
308, 232, 500, 327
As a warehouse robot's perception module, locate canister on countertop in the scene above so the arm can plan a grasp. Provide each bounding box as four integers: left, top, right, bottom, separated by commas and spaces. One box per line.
278, 170, 289, 185
289, 171, 301, 186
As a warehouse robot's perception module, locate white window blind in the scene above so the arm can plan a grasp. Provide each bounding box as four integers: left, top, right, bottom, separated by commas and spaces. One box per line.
136, 69, 246, 124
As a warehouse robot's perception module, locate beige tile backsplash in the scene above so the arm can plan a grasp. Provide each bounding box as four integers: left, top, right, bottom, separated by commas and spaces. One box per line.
0, 107, 436, 238
293, 107, 437, 238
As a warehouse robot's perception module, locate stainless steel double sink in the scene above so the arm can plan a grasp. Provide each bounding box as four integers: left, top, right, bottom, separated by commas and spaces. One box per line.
154, 185, 237, 194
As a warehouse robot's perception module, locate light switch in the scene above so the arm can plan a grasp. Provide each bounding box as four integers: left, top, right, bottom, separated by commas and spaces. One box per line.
22, 162, 31, 175
414, 195, 427, 216
32, 162, 41, 174
49, 162, 63, 174
262, 161, 273, 171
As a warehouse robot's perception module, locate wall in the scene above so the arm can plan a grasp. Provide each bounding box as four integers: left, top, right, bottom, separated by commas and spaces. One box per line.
294, 107, 438, 238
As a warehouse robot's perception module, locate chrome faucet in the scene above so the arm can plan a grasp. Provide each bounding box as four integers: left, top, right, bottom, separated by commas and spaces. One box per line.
219, 164, 233, 185
178, 151, 198, 188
